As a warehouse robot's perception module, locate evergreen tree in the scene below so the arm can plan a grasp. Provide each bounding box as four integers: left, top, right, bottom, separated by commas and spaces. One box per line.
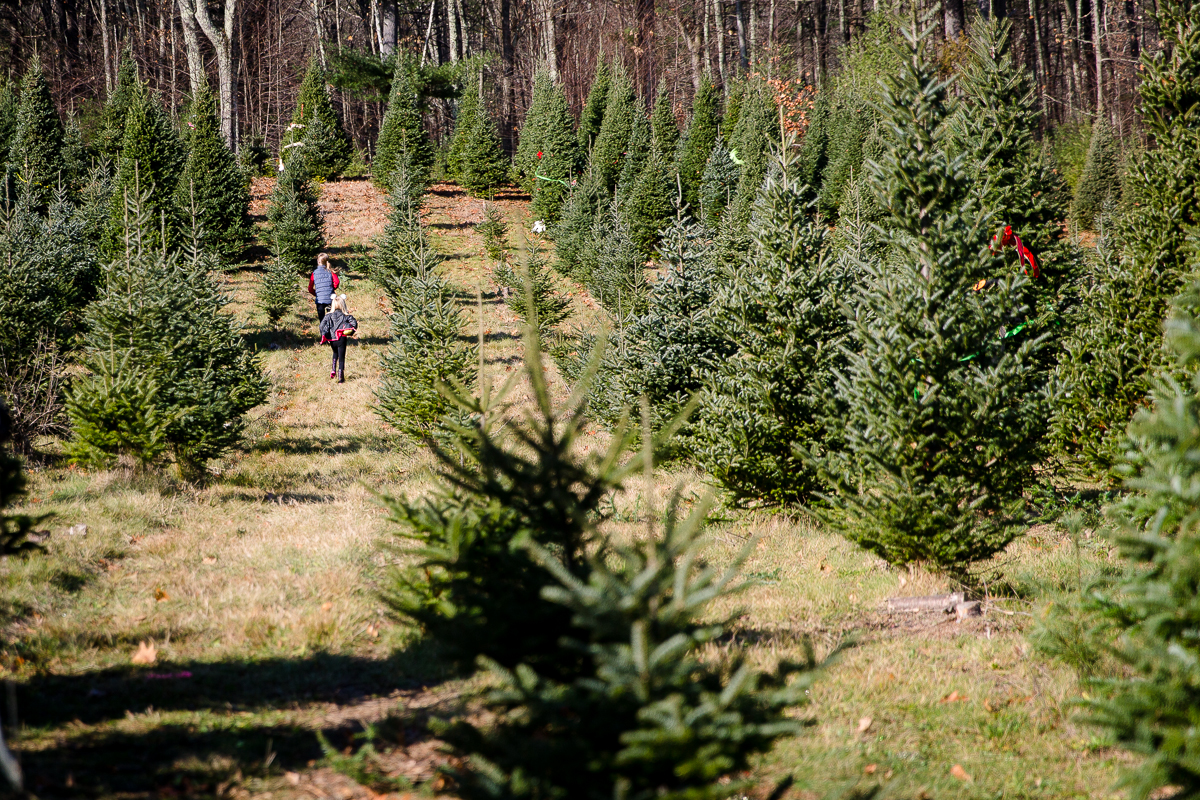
374, 269, 476, 440
694, 148, 851, 505
1070, 118, 1123, 230
650, 82, 679, 160
60, 113, 87, 194
0, 82, 17, 171
6, 57, 65, 210
476, 202, 508, 261
258, 259, 299, 326
1052, 0, 1200, 473
98, 51, 137, 159
520, 73, 579, 223
577, 61, 612, 157
374, 57, 433, 192
817, 24, 1049, 574
589, 211, 647, 318
446, 67, 481, 181
815, 99, 870, 219
795, 89, 831, 194
372, 155, 429, 297
552, 171, 608, 280
177, 82, 253, 260
698, 140, 739, 229
622, 146, 673, 257
267, 156, 326, 268
589, 68, 637, 194
72, 193, 269, 477
612, 102, 650, 207
676, 75, 720, 213
723, 79, 778, 230
284, 56, 352, 178
495, 240, 571, 339
721, 79, 745, 144
102, 82, 184, 257
457, 86, 509, 197
78, 157, 114, 247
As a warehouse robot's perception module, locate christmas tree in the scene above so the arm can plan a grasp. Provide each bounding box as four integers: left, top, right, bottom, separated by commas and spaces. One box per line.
1052, 0, 1200, 473
495, 239, 571, 339
371, 154, 429, 298
622, 146, 673, 257
676, 75, 720, 213
6, 57, 65, 209
722, 78, 745, 144
576, 61, 612, 157
589, 210, 647, 318
257, 258, 299, 326
0, 81, 18, 171
476, 202, 508, 261
723, 79, 778, 231
446, 67, 481, 180
284, 56, 352, 178
612, 101, 650, 207
795, 90, 830, 194
374, 57, 433, 192
650, 81, 679, 161
1070, 118, 1123, 230
552, 170, 607, 280
102, 82, 185, 257
698, 140, 739, 229
60, 113, 87, 195
695, 146, 851, 505
455, 81, 509, 197
98, 50, 137, 159
818, 23, 1048, 574
589, 68, 637, 194
177, 82, 253, 260
518, 72, 580, 222
267, 156, 326, 268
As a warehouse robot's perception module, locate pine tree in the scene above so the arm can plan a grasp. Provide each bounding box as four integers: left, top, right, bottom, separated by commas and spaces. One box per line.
590, 210, 648, 318
457, 86, 509, 197
694, 147, 851, 505
589, 68, 637, 194
1070, 118, 1123, 230
577, 61, 612, 158
284, 56, 352, 178
371, 155, 429, 298
374, 269, 476, 440
1052, 0, 1200, 473
73, 192, 269, 477
374, 57, 433, 192
724, 79, 778, 229
65, 351, 174, 468
817, 24, 1049, 575
6, 57, 65, 210
552, 170, 608, 280
446, 67, 481, 181
495, 240, 571, 339
518, 72, 581, 222
795, 89, 831, 194
98, 51, 137, 159
102, 82, 185, 258
258, 258, 299, 326
177, 82, 253, 260
650, 82, 679, 161
612, 102, 650, 206
699, 140, 739, 229
476, 202, 508, 261
622, 146, 673, 257
268, 156, 326, 268
0, 82, 17, 171
60, 113, 87, 194
815, 99, 870, 219
722, 79, 745, 144
78, 157, 114, 247
676, 75, 720, 214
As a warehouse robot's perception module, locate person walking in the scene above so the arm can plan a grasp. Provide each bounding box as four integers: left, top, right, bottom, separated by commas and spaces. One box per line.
319, 293, 358, 383
308, 253, 340, 322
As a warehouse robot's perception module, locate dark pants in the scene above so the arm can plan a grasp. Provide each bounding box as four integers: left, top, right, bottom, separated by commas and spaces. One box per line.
329, 338, 347, 375
316, 301, 328, 322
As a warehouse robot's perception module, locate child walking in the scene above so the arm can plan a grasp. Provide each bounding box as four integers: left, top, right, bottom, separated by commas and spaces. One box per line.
308, 253, 340, 322
319, 294, 358, 383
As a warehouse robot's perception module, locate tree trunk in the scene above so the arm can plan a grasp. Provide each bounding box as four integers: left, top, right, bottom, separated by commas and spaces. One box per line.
192, 0, 239, 148
944, 0, 963, 39
448, 0, 459, 61
714, 0, 725, 83
176, 0, 206, 93
733, 0, 748, 72
1091, 0, 1104, 111
100, 0, 112, 93
455, 0, 467, 56
635, 0, 655, 97
380, 0, 396, 55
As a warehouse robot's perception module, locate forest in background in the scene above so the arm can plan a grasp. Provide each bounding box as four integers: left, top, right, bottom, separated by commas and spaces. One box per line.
0, 0, 1158, 156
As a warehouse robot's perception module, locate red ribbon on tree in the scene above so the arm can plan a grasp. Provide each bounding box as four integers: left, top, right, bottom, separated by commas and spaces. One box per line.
991, 225, 1040, 279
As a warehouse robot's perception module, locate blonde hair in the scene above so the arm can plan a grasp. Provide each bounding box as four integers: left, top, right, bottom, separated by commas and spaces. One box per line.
332, 294, 349, 314
317, 252, 330, 268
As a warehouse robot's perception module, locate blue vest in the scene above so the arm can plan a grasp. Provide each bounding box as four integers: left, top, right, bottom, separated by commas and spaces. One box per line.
312, 266, 335, 304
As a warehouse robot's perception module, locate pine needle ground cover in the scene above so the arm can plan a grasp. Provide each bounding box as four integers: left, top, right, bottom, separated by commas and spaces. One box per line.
0, 177, 1129, 799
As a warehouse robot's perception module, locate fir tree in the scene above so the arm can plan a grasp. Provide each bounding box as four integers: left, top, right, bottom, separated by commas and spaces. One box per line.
694, 147, 851, 504
78, 157, 114, 247
267, 156, 326, 268
258, 259, 299, 326
0, 82, 17, 171
374, 57, 433, 192
518, 72, 580, 222
476, 202, 508, 261
612, 102, 650, 207
1070, 118, 1123, 230
73, 192, 269, 477
284, 56, 352, 178
577, 61, 612, 157
589, 68, 637, 194
371, 155, 429, 297
722, 79, 745, 144
677, 75, 720, 214
60, 113, 87, 194
98, 51, 137, 159
622, 146, 673, 257
699, 140, 739, 229
456, 85, 509, 197
817, 24, 1049, 574
446, 67, 481, 181
102, 82, 184, 258
552, 170, 608, 280
1052, 0, 1200, 473
723, 79, 778, 232
177, 82, 253, 260
66, 351, 173, 468
795, 89, 831, 194
495, 240, 571, 339
6, 57, 65, 210
650, 82, 679, 160
589, 210, 647, 318
815, 99, 870, 219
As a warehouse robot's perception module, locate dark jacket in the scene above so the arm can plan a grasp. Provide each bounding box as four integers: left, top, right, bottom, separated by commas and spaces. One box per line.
319, 310, 358, 343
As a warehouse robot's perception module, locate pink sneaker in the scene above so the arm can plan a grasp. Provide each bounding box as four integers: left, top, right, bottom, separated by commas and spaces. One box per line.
330, 370, 336, 379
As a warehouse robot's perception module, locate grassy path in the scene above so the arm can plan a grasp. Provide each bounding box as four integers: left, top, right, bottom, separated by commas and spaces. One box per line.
0, 179, 1130, 799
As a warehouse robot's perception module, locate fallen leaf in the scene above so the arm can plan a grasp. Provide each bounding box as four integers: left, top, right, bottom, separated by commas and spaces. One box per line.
884, 769, 894, 780
857, 716, 873, 733
863, 764, 877, 775
131, 615, 147, 622
202, 557, 216, 565
941, 691, 967, 703
285, 772, 301, 786
132, 640, 157, 665
950, 764, 973, 782
820, 562, 832, 573
154, 587, 169, 602
321, 602, 333, 612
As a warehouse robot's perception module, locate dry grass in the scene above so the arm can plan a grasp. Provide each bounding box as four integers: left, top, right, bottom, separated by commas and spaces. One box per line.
0, 180, 1129, 799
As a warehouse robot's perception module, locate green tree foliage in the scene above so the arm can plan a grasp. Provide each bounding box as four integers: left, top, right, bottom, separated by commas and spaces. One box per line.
817, 25, 1049, 575
103, 82, 184, 257
267, 156, 326, 268
455, 82, 509, 197
796, 90, 830, 193
285, 56, 352, 178
519, 74, 579, 222
374, 57, 434, 192
60, 113, 87, 194
1052, 0, 1200, 473
374, 268, 476, 441
371, 156, 429, 298
1070, 118, 1123, 230
72, 194, 269, 476
589, 211, 647, 318
495, 240, 571, 338
577, 61, 612, 156
552, 171, 608, 280
695, 148, 851, 505
699, 140, 739, 228
816, 100, 871, 219
177, 83, 253, 260
589, 68, 637, 194
476, 202, 508, 261
724, 79, 778, 227
98, 51, 137, 159
676, 75, 720, 213
0, 82, 18, 170
7, 58, 65, 210
613, 102, 650, 207
446, 68, 481, 180
722, 79, 745, 143
622, 143, 673, 257
650, 82, 679, 160
258, 259, 299, 326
